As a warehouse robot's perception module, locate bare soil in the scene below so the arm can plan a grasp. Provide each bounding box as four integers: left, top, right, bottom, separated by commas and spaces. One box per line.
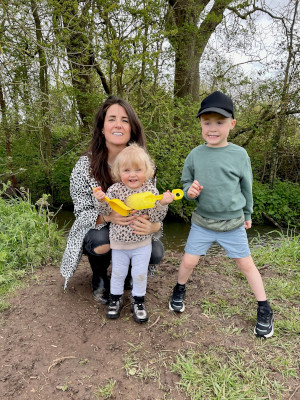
0, 252, 298, 400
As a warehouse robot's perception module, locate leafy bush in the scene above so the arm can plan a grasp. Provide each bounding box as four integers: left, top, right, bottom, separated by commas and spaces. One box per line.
0, 187, 66, 295
253, 180, 300, 228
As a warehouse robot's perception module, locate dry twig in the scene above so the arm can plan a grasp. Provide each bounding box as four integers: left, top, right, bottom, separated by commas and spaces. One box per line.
147, 315, 160, 329
48, 356, 76, 373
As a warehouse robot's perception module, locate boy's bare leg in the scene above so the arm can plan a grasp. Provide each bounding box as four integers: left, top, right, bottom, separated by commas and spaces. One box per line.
233, 255, 267, 301
177, 253, 200, 284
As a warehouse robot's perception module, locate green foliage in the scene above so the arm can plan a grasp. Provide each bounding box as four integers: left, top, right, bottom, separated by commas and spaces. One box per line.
0, 185, 66, 295
252, 180, 300, 228
145, 95, 202, 219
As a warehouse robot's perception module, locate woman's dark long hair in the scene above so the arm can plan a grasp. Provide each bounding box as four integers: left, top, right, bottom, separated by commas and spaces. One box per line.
88, 96, 146, 191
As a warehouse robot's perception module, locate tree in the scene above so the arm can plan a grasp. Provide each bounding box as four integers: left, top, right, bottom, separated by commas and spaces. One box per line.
267, 0, 299, 187
166, 0, 238, 101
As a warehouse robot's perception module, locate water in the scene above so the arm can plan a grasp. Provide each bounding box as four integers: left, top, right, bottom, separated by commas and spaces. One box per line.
55, 210, 277, 255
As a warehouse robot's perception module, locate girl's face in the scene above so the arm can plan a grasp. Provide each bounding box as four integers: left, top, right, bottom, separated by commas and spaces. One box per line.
119, 163, 147, 190
103, 104, 131, 148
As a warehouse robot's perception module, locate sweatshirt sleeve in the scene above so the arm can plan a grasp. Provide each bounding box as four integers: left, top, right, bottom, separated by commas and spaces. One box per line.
240, 154, 253, 220
181, 152, 197, 201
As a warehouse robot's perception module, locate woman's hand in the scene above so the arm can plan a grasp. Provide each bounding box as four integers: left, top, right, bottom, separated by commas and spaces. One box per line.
130, 214, 161, 235
105, 209, 136, 226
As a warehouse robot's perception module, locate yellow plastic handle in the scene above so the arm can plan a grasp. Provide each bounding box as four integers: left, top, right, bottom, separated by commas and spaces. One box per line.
172, 189, 184, 200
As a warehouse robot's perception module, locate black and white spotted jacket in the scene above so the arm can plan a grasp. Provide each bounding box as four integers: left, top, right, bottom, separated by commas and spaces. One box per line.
60, 156, 104, 289
60, 156, 163, 289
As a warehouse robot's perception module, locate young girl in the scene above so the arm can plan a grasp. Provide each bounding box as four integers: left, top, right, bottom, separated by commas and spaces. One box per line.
93, 143, 174, 323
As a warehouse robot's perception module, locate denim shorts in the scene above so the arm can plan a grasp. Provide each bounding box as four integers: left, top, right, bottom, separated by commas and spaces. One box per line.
185, 223, 251, 258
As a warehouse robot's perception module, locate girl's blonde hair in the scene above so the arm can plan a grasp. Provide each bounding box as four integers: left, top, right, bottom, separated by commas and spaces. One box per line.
112, 143, 155, 182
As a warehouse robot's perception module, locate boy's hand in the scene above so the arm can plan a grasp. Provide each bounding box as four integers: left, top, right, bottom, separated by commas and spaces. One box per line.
93, 186, 106, 202
244, 220, 252, 229
160, 190, 175, 206
187, 180, 203, 199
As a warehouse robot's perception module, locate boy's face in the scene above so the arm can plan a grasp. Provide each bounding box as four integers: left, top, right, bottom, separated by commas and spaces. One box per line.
200, 112, 236, 148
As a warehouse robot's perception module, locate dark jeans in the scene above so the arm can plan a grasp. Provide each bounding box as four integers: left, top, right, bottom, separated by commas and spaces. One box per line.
84, 225, 165, 265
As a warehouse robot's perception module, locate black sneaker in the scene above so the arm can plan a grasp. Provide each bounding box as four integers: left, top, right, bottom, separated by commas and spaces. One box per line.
93, 287, 109, 304
131, 298, 148, 323
169, 284, 186, 313
106, 296, 123, 319
254, 305, 274, 338
148, 264, 157, 277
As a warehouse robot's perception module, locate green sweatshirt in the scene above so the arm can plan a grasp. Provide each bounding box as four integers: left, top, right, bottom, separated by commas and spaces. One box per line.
181, 143, 253, 221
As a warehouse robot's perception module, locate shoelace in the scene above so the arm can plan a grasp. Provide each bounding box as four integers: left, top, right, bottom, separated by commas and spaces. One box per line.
109, 301, 119, 309
135, 303, 144, 310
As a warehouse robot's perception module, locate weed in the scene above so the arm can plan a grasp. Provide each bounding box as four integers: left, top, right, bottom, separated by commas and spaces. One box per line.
94, 379, 116, 399
0, 185, 65, 298
79, 358, 89, 365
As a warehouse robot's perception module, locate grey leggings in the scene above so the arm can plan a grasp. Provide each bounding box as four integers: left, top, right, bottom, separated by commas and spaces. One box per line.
111, 244, 152, 297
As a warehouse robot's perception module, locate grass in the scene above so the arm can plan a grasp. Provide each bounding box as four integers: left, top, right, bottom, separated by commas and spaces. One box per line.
94, 379, 116, 399
168, 231, 300, 399
0, 187, 66, 301
120, 231, 299, 399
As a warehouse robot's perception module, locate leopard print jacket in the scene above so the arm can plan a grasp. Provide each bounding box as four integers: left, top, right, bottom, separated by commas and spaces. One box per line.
60, 156, 164, 289
97, 181, 168, 250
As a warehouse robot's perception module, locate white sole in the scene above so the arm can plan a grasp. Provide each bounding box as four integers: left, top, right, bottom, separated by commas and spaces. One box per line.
169, 301, 185, 313
254, 326, 274, 338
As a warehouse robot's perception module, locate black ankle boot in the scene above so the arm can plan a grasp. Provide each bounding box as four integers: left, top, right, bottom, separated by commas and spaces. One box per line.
87, 251, 111, 304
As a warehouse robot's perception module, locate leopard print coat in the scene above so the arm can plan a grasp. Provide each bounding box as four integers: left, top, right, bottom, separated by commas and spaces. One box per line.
60, 156, 104, 289
60, 156, 163, 289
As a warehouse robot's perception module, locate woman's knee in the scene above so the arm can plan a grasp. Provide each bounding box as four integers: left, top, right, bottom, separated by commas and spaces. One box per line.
84, 226, 110, 255
93, 244, 111, 254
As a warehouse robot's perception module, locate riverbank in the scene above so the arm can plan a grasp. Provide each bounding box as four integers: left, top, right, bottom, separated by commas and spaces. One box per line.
55, 209, 279, 254
0, 232, 299, 399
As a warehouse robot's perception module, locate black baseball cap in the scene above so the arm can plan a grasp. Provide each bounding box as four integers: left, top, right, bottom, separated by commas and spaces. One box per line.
196, 91, 235, 118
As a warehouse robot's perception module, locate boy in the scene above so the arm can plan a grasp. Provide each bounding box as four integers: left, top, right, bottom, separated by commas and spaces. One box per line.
169, 91, 274, 338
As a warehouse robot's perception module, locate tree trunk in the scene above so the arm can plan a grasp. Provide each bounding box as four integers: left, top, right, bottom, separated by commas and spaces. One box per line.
0, 82, 18, 189
52, 0, 97, 132
167, 0, 235, 101
31, 0, 52, 180
269, 0, 298, 188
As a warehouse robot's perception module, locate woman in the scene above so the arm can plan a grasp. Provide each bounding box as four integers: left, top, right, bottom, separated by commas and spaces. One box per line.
60, 96, 164, 303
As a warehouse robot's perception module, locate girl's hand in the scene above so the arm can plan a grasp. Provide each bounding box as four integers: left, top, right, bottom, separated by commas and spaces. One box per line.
130, 214, 161, 235
93, 186, 106, 202
187, 180, 203, 199
160, 190, 175, 206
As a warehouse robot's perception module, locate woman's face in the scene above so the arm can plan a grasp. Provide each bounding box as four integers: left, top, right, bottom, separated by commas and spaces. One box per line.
103, 104, 131, 147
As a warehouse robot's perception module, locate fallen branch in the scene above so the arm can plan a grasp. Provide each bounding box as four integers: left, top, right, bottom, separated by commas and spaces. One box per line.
48, 356, 76, 373
262, 212, 283, 230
